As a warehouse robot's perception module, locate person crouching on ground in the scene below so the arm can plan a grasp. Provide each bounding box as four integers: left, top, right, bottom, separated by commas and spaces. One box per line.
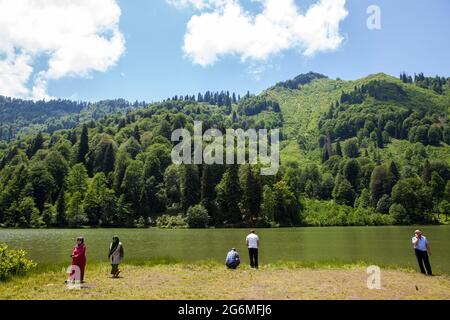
108, 235, 124, 278
225, 248, 240, 269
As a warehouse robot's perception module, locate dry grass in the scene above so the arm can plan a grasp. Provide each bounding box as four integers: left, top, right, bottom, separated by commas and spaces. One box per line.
1, 263, 450, 300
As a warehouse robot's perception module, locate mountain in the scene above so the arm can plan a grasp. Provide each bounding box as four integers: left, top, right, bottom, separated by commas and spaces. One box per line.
0, 97, 144, 142
266, 73, 450, 165
0, 72, 448, 229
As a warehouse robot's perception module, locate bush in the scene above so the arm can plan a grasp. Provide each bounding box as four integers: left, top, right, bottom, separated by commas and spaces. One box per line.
303, 199, 395, 226
376, 194, 392, 214
0, 244, 36, 281
156, 214, 188, 229
134, 216, 147, 228
389, 203, 410, 225
186, 205, 210, 228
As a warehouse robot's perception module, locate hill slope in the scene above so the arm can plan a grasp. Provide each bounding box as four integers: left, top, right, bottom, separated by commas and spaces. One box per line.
0, 72, 448, 229
265, 73, 449, 165
0, 97, 143, 142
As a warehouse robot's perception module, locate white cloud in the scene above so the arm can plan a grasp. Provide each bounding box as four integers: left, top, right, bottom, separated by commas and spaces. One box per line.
166, 0, 226, 10
0, 0, 125, 100
167, 0, 348, 66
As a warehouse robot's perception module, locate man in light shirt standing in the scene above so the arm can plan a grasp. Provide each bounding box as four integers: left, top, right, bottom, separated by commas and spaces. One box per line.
412, 229, 432, 276
246, 230, 260, 269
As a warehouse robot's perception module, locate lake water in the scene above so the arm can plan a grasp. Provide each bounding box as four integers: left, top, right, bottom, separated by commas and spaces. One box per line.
1, 226, 449, 274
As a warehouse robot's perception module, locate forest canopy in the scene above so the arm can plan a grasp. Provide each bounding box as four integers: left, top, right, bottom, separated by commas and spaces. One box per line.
0, 72, 448, 228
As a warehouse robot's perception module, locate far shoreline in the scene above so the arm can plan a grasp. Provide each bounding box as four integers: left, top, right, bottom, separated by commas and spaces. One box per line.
1, 224, 448, 230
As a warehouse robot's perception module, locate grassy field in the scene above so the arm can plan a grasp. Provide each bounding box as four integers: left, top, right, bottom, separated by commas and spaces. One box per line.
1, 261, 450, 300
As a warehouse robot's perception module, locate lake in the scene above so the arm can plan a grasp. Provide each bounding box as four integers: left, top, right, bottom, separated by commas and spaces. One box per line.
1, 226, 449, 274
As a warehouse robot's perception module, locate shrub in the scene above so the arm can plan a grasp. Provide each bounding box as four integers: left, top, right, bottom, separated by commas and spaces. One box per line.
389, 203, 410, 225
303, 199, 395, 226
134, 216, 147, 228
186, 205, 210, 228
156, 214, 188, 229
0, 244, 36, 281
376, 194, 392, 214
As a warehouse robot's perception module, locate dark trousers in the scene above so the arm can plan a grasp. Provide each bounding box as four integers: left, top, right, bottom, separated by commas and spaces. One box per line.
248, 248, 259, 269
415, 249, 432, 275
111, 264, 119, 275
226, 262, 240, 269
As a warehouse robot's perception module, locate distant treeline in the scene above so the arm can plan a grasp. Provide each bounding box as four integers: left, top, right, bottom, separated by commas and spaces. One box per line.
400, 72, 449, 94
0, 97, 144, 142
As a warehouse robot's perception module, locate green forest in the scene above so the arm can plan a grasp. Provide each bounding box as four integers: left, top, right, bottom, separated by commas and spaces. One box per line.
0, 72, 449, 228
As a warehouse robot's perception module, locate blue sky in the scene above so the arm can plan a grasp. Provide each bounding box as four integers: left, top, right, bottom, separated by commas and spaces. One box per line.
1, 0, 449, 102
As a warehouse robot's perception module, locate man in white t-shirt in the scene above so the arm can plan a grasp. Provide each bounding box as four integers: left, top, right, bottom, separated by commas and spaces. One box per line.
246, 230, 260, 269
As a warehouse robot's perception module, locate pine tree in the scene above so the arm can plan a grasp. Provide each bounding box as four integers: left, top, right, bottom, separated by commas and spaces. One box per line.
273, 180, 301, 226
216, 165, 242, 224
321, 145, 330, 163
181, 165, 200, 213
332, 174, 356, 206
240, 165, 261, 223
133, 125, 141, 143
260, 185, 275, 225
30, 206, 45, 228
344, 139, 360, 158
113, 151, 130, 195
67, 192, 87, 227
120, 136, 142, 159
200, 165, 220, 224
29, 164, 55, 213
44, 151, 69, 198
355, 188, 372, 208
68, 130, 77, 145
335, 141, 343, 157
67, 163, 89, 197
102, 142, 116, 174
343, 159, 361, 190
428, 125, 442, 146
118, 118, 126, 130
121, 160, 144, 218
370, 166, 391, 206
305, 180, 314, 198
55, 187, 67, 227
421, 160, 431, 184
17, 196, 39, 228
27, 132, 44, 158
430, 172, 445, 199
76, 125, 89, 164
376, 129, 384, 148
389, 161, 400, 185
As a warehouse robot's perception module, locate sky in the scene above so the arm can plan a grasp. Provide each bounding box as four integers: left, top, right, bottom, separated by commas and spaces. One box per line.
0, 0, 449, 102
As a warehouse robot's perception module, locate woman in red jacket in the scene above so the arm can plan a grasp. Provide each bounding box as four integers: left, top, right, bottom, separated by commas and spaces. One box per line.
70, 236, 87, 283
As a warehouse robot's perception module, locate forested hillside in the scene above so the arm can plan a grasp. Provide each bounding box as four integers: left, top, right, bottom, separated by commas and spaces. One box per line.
268, 72, 450, 225
0, 72, 448, 228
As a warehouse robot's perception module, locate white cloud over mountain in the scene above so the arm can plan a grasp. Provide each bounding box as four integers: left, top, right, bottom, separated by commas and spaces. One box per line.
168, 0, 348, 66
0, 0, 125, 99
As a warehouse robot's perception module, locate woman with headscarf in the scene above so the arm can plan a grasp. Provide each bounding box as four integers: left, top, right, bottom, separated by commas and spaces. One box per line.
108, 235, 124, 278
70, 236, 87, 283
